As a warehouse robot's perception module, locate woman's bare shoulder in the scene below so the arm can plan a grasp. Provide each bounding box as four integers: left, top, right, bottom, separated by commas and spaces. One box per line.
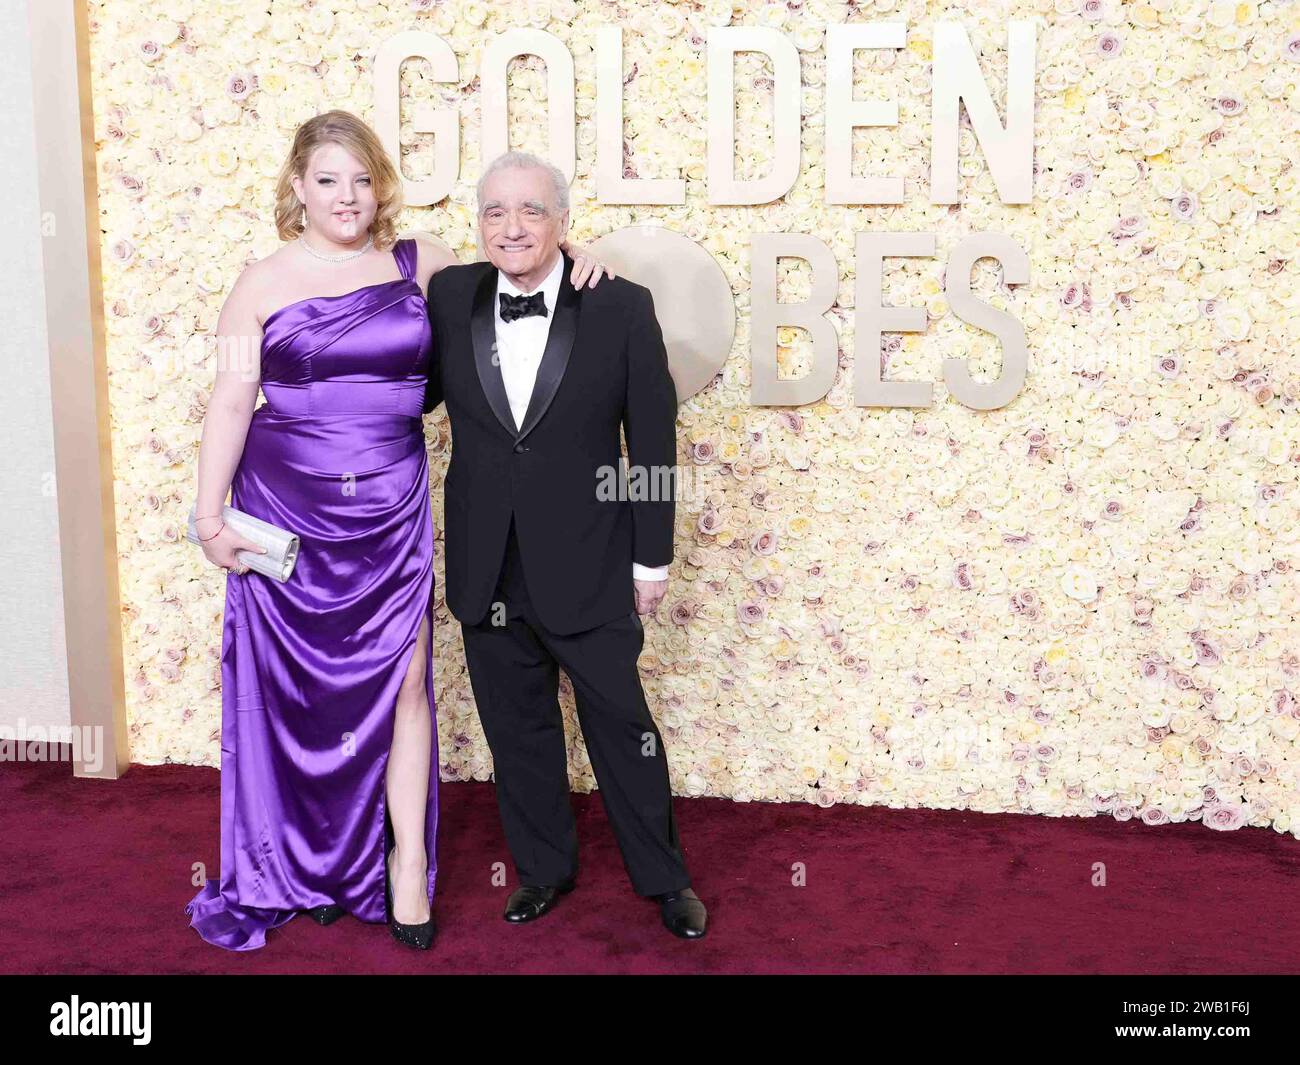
224, 244, 297, 325
408, 231, 459, 288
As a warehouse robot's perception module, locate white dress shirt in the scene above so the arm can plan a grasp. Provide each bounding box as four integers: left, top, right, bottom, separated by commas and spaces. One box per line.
494, 253, 668, 583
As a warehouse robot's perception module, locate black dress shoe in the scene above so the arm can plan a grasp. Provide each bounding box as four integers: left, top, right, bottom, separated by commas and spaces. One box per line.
303, 904, 347, 926
652, 888, 707, 939
503, 877, 576, 923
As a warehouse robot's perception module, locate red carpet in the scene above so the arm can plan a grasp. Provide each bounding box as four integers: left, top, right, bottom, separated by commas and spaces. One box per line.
2, 757, 1297, 974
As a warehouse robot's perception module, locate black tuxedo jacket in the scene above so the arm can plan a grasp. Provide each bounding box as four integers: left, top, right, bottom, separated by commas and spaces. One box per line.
423, 251, 677, 636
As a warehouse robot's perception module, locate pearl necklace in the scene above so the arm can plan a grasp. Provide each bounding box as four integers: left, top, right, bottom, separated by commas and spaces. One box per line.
298, 233, 373, 263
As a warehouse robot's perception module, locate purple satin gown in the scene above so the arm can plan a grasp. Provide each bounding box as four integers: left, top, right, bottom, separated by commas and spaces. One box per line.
186, 237, 438, 950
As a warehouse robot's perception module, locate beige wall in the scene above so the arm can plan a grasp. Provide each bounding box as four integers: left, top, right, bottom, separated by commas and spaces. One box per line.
0, 0, 71, 735
1, 0, 127, 778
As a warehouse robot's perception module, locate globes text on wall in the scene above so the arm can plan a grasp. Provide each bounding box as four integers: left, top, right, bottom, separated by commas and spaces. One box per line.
376, 22, 1036, 409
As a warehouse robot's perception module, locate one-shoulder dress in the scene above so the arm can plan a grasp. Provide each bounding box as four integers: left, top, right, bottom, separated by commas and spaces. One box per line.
186, 236, 437, 950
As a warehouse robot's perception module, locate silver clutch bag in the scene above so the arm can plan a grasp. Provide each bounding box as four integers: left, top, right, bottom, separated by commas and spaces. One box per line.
186, 503, 301, 583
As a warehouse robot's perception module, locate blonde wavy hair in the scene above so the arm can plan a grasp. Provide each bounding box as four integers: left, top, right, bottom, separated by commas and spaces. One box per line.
273, 110, 404, 250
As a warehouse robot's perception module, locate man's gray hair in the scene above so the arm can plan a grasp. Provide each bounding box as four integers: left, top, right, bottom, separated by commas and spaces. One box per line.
476, 150, 570, 213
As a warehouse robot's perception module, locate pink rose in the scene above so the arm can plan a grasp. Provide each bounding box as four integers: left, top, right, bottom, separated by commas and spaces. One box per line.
1096, 32, 1123, 58
953, 562, 973, 590
1192, 633, 1221, 668
1060, 282, 1087, 309
1213, 94, 1244, 117
1112, 214, 1146, 240
691, 440, 715, 464
1155, 354, 1181, 378
669, 601, 697, 626
227, 72, 255, 101
1171, 191, 1197, 221
1202, 803, 1246, 831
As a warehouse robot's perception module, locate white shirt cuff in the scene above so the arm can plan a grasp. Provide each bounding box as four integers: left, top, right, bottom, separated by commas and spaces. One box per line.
632, 563, 669, 582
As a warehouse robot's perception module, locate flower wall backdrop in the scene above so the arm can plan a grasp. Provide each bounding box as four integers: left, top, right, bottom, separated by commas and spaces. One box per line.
88, 0, 1300, 836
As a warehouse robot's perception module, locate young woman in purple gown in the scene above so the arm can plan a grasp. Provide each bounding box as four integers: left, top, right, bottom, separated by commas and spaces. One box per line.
187, 110, 612, 951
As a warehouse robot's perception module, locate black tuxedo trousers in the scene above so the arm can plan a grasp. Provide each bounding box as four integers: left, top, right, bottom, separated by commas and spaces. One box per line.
461, 515, 690, 895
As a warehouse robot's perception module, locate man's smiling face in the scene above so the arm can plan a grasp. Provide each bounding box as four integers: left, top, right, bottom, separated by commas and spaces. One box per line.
478, 164, 569, 288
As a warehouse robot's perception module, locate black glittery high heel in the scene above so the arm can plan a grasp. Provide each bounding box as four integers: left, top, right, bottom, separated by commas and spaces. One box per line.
304, 904, 347, 926
385, 846, 434, 950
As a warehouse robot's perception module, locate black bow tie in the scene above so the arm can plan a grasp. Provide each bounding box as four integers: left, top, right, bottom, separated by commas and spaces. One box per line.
499, 290, 548, 323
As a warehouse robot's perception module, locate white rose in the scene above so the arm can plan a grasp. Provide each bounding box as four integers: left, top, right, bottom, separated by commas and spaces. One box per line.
1060, 565, 1098, 602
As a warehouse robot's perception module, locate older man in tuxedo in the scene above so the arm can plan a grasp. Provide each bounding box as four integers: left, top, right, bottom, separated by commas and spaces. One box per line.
422, 150, 706, 939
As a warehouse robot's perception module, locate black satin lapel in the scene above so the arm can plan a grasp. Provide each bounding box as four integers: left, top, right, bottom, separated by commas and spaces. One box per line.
471, 266, 518, 437
516, 254, 580, 443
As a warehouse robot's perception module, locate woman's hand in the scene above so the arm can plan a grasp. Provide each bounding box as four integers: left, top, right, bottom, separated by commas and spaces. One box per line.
197, 517, 268, 576
558, 237, 616, 289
